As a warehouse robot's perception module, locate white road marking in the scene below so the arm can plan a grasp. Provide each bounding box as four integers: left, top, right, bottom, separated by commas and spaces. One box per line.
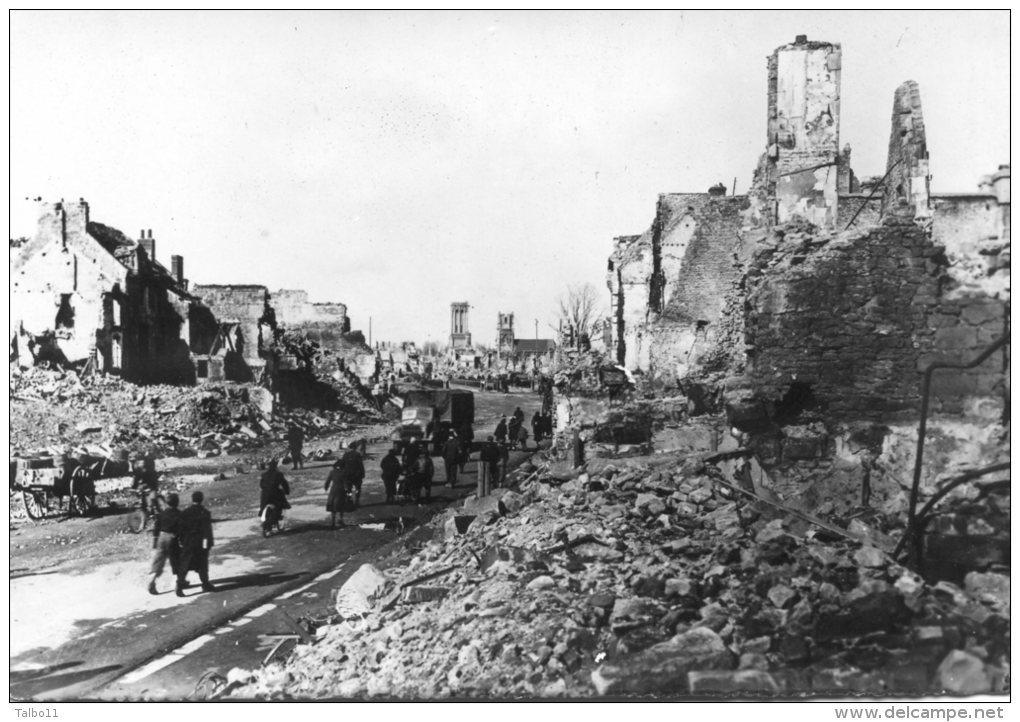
118, 654, 184, 684
115, 563, 346, 684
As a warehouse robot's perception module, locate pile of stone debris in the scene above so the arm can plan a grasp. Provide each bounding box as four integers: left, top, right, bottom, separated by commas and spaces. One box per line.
9, 365, 378, 461
226, 449, 1010, 700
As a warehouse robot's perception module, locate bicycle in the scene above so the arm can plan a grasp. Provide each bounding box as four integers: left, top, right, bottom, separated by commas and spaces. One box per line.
127, 488, 165, 534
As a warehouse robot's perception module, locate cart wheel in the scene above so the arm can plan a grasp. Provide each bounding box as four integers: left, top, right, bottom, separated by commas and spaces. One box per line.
127, 509, 147, 534
71, 494, 93, 517
23, 491, 47, 520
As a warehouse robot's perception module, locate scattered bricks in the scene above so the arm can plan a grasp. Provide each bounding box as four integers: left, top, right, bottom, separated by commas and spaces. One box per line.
688, 670, 780, 695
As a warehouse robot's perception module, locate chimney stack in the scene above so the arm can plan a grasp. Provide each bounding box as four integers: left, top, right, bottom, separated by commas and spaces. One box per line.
171, 254, 185, 286
139, 229, 155, 261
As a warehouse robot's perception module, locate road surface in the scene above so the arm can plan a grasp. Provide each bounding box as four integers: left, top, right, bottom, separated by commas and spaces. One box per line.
9, 389, 544, 700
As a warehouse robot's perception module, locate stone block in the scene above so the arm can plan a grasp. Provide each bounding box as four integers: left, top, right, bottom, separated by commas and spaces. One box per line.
963, 571, 1009, 608
590, 627, 732, 696
688, 670, 780, 695
401, 586, 449, 604
935, 650, 991, 695
334, 563, 391, 617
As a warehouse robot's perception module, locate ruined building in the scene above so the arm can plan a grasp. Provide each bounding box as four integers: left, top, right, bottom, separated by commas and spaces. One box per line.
602, 36, 1009, 531
188, 285, 277, 384
273, 289, 351, 349
10, 200, 217, 384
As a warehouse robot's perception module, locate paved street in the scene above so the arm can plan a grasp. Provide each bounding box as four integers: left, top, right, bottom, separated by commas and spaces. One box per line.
10, 390, 543, 700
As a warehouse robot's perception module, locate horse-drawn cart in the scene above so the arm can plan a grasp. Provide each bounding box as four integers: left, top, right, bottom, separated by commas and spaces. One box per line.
10, 453, 129, 519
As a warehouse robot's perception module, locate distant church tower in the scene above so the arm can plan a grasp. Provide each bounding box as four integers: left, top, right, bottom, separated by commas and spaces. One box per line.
497, 312, 515, 357
450, 302, 471, 348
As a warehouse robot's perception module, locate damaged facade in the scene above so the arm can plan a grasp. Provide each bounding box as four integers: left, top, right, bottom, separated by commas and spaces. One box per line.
188, 284, 278, 384
10, 200, 215, 384
10, 200, 358, 391
599, 36, 1008, 556
272, 289, 351, 351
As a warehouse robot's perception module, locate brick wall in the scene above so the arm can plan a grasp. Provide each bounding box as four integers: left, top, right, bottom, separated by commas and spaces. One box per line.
743, 211, 1006, 421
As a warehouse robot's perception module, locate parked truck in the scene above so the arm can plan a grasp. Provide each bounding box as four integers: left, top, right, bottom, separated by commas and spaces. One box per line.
390, 385, 474, 454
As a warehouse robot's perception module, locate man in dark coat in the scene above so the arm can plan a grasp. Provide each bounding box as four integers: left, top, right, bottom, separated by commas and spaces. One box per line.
147, 492, 181, 595
177, 491, 215, 596
259, 460, 291, 519
494, 417, 508, 444
532, 411, 543, 443
442, 434, 461, 488
513, 406, 525, 427
380, 445, 402, 504
286, 425, 305, 470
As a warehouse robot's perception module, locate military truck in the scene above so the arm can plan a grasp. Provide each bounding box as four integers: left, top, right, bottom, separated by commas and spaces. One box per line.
390, 385, 474, 454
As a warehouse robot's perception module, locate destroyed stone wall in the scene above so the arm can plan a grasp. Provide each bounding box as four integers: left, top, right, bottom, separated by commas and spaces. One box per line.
607, 234, 650, 368
932, 189, 1010, 300
766, 38, 842, 229
273, 289, 349, 330
191, 285, 274, 371
836, 194, 882, 231
647, 194, 750, 382
743, 212, 1005, 421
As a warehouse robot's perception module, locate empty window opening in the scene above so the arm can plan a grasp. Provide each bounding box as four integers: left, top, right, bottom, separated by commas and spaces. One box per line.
774, 381, 819, 423
197, 359, 209, 378
55, 294, 75, 329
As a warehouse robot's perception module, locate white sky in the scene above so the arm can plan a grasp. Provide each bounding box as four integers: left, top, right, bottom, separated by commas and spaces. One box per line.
9, 10, 1010, 346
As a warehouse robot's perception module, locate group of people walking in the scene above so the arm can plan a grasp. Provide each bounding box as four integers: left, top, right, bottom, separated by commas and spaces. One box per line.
493, 406, 552, 450
141, 404, 550, 595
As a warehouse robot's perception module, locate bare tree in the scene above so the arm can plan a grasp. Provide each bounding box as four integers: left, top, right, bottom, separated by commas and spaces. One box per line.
558, 282, 601, 349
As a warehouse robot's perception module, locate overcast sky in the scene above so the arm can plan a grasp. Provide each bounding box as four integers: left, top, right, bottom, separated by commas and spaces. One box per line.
10, 10, 1010, 346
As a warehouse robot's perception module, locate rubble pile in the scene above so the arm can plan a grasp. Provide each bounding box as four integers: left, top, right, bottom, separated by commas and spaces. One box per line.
270, 330, 382, 417
229, 451, 1009, 699
9, 365, 378, 461
552, 350, 614, 396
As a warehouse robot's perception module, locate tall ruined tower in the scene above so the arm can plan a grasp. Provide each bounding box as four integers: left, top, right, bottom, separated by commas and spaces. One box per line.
450, 302, 471, 348
496, 312, 515, 357
882, 80, 931, 218
766, 35, 842, 228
